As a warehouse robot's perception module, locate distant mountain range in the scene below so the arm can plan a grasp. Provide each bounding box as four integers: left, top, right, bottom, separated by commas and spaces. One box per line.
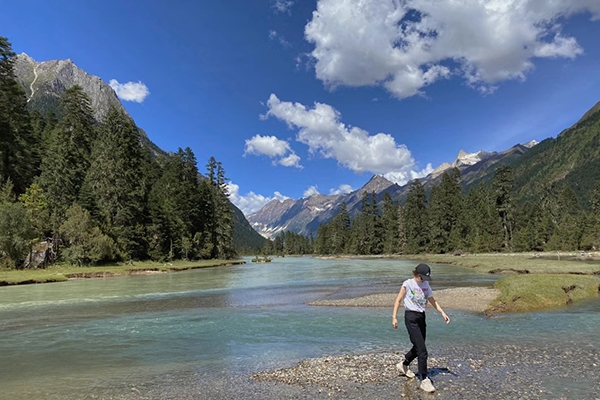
250, 97, 600, 240
13, 53, 266, 251
247, 142, 540, 238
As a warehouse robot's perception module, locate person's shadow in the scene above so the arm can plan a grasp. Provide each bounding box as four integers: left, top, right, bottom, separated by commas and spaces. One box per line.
427, 367, 458, 377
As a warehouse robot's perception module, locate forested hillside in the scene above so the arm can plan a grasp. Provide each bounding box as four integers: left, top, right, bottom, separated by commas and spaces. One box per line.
312, 165, 600, 255
0, 36, 262, 269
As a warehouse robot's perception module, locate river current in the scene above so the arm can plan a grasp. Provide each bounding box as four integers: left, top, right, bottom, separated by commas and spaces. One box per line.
0, 257, 598, 399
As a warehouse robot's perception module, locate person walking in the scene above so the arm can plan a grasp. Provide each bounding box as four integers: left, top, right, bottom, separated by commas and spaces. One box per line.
392, 263, 450, 393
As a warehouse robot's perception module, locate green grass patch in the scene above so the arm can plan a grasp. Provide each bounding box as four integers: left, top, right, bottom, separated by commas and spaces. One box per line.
404, 253, 600, 274
487, 274, 600, 313
0, 259, 244, 286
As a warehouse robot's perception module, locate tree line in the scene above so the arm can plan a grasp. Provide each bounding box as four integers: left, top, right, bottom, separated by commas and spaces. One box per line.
0, 36, 234, 268
307, 167, 600, 255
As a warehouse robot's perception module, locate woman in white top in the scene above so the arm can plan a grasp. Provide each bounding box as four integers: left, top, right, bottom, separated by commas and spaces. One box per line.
392, 263, 450, 393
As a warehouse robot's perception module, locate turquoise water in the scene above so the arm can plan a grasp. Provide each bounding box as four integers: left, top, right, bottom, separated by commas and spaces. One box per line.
0, 257, 598, 398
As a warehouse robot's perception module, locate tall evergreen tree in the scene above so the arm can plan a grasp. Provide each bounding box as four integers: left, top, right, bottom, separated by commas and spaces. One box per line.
83, 106, 146, 259
381, 192, 399, 254
314, 223, 330, 255
201, 157, 235, 259
38, 86, 95, 227
404, 179, 429, 253
397, 203, 407, 254
428, 169, 464, 253
0, 36, 35, 194
329, 202, 351, 254
464, 184, 502, 252
493, 166, 515, 251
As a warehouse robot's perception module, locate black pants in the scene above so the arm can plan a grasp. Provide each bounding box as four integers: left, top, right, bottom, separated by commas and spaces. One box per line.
404, 310, 428, 379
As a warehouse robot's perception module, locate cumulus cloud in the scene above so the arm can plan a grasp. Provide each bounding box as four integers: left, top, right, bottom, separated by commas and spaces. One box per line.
278, 153, 302, 168
272, 0, 295, 14
228, 182, 290, 216
384, 163, 434, 186
329, 184, 353, 195
304, 0, 600, 98
303, 185, 320, 198
244, 134, 302, 168
109, 79, 150, 103
263, 94, 423, 180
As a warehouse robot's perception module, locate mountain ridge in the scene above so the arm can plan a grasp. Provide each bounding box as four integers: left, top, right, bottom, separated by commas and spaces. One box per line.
248, 142, 538, 239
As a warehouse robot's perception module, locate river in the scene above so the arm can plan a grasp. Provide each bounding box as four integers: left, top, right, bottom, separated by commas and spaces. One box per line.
0, 257, 598, 399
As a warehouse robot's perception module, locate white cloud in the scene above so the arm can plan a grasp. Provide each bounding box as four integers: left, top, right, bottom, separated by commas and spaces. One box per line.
244, 134, 290, 157
228, 182, 290, 215
384, 163, 434, 186
329, 184, 353, 195
109, 79, 150, 103
272, 0, 295, 14
303, 185, 320, 198
304, 0, 600, 98
278, 153, 302, 168
244, 134, 302, 168
269, 30, 291, 48
263, 93, 422, 178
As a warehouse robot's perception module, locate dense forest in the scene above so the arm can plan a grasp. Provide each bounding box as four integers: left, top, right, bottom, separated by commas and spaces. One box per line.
266, 165, 600, 256
0, 36, 237, 268
307, 166, 600, 255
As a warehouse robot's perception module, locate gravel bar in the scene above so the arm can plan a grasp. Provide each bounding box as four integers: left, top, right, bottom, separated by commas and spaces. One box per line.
307, 287, 500, 313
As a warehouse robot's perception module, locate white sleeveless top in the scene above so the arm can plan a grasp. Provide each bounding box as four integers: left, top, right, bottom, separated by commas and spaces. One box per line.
402, 278, 433, 313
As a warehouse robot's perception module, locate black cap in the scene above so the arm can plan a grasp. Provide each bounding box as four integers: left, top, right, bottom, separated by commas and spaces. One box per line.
415, 263, 432, 281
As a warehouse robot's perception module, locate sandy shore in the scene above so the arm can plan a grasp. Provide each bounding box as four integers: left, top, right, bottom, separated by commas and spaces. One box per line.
307, 287, 500, 313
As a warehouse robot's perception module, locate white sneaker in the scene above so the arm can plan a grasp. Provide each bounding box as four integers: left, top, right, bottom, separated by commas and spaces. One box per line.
420, 377, 435, 393
396, 362, 415, 378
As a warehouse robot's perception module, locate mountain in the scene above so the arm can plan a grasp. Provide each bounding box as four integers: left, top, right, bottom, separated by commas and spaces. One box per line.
509, 101, 600, 206
577, 100, 600, 124
14, 53, 166, 158
248, 174, 403, 238
249, 143, 536, 239
15, 53, 124, 121
12, 53, 266, 252
431, 149, 495, 178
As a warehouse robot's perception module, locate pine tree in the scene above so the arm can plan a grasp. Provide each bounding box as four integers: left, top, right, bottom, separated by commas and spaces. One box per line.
428, 170, 464, 253
0, 36, 36, 194
381, 193, 399, 254
38, 86, 95, 227
83, 106, 146, 260
397, 203, 407, 253
404, 179, 429, 253
201, 157, 235, 259
493, 166, 515, 251
315, 223, 330, 254
329, 202, 351, 254
464, 184, 502, 252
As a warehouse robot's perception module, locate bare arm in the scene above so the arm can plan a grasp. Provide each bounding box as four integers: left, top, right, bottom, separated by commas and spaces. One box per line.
428, 296, 450, 324
392, 286, 406, 329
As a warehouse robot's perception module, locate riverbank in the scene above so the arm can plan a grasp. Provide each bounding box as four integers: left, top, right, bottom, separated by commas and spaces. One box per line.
318, 253, 600, 313
0, 259, 245, 286
405, 253, 600, 313
308, 287, 500, 312
249, 341, 600, 399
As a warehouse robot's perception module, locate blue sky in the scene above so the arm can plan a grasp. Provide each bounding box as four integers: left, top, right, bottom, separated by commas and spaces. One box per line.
3, 0, 600, 215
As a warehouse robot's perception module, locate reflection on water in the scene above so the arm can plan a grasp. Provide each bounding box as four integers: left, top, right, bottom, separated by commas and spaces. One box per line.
0, 257, 598, 399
